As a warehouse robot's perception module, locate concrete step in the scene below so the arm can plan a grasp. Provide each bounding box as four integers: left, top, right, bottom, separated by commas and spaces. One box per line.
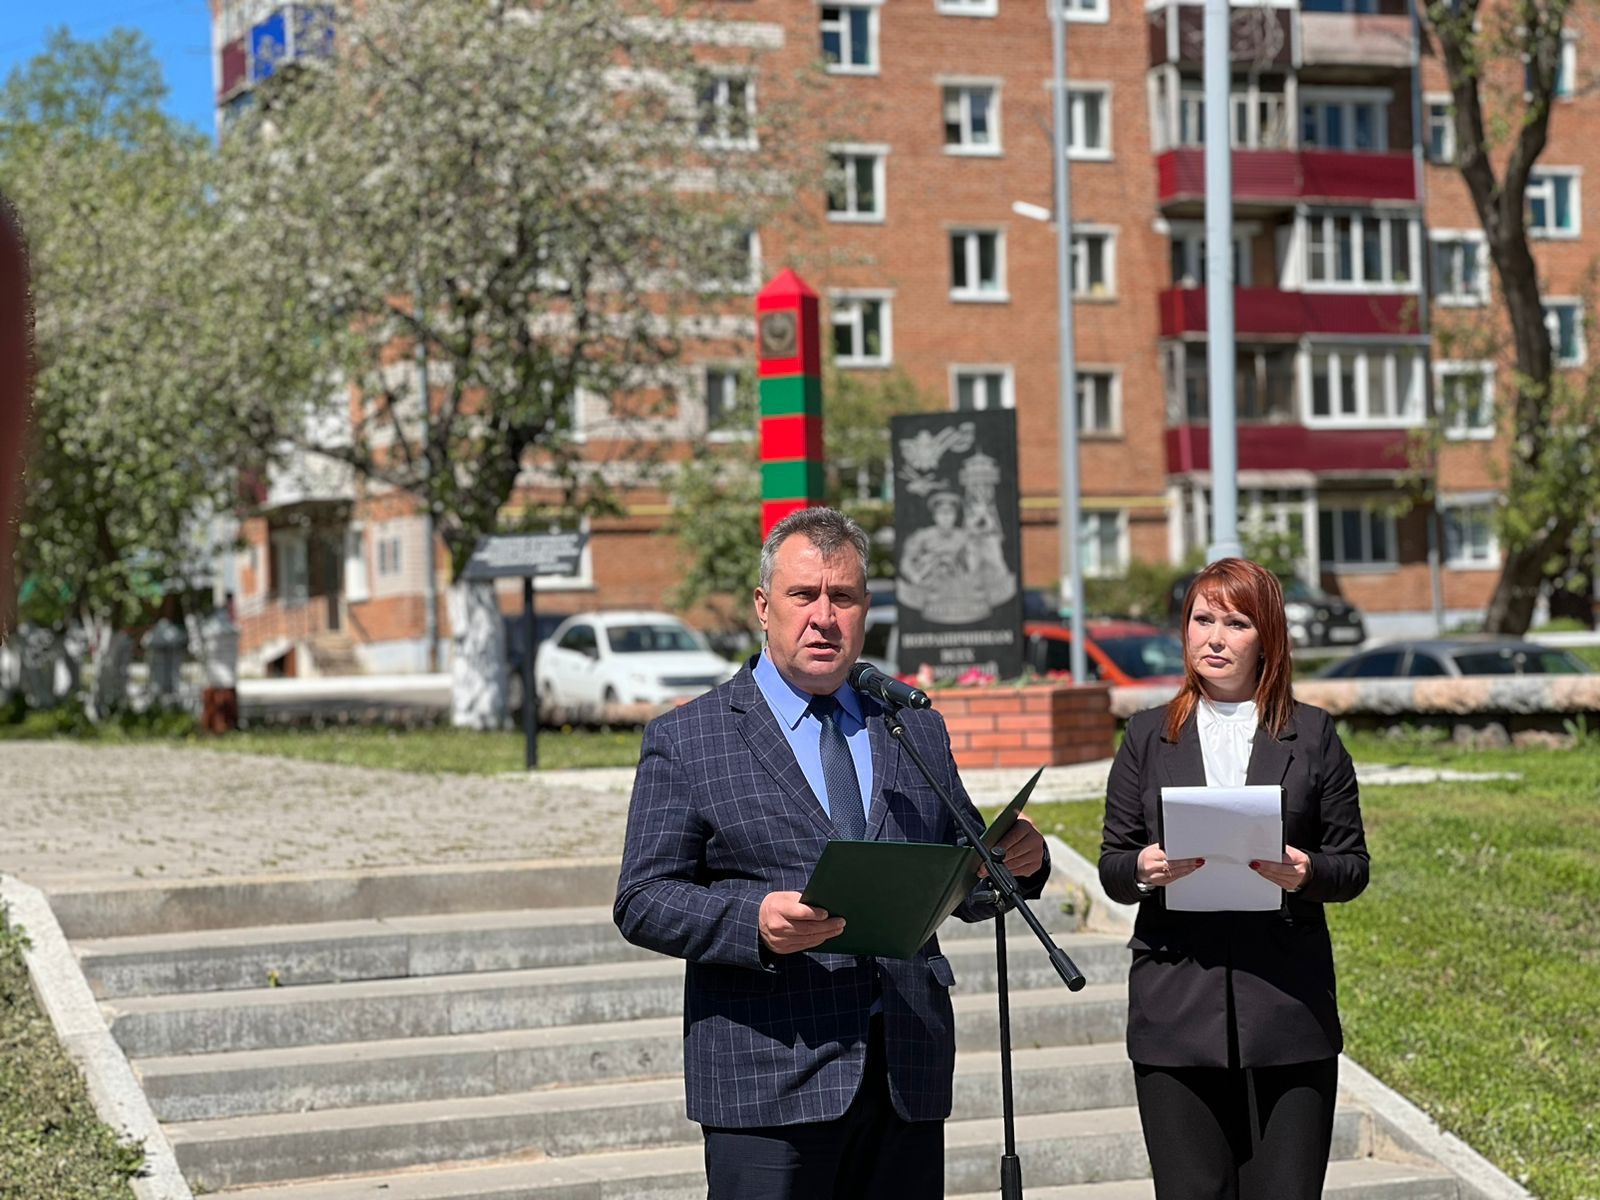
79, 897, 1089, 999
213, 1106, 1374, 1199
164, 1045, 1138, 1189
946, 1157, 1460, 1200
107, 934, 1129, 1059
46, 858, 626, 940
136, 984, 1132, 1122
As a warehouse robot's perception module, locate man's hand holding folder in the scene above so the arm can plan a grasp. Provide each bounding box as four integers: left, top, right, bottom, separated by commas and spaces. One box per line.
794, 768, 1045, 959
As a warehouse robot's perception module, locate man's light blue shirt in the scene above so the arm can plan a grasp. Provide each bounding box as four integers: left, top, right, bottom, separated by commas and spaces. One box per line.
753, 651, 874, 829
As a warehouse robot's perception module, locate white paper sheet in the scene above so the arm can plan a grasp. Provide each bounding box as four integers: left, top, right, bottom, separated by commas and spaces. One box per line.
1159, 785, 1284, 912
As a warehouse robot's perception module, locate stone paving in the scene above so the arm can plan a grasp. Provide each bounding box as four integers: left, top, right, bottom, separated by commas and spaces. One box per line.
0, 741, 1515, 889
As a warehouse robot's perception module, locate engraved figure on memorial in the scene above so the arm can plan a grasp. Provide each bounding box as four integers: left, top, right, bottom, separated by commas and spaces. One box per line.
959, 451, 1016, 608
898, 491, 978, 620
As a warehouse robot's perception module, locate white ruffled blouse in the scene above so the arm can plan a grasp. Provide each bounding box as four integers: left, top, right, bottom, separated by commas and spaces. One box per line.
1196, 697, 1258, 789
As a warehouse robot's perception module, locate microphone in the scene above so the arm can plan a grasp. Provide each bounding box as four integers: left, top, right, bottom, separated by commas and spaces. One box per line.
848, 662, 932, 711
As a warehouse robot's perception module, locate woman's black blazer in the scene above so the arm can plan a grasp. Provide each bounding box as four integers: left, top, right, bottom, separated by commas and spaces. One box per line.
1099, 702, 1369, 1069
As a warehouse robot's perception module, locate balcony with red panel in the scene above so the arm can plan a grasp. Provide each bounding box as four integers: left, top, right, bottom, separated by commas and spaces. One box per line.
1159, 287, 1420, 339
1156, 149, 1416, 213
1165, 423, 1415, 478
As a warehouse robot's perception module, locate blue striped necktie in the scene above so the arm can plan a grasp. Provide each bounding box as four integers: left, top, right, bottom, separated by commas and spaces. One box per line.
811, 694, 866, 839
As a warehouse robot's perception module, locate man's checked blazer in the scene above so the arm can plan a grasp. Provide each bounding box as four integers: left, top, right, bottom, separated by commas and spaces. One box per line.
614, 658, 1050, 1129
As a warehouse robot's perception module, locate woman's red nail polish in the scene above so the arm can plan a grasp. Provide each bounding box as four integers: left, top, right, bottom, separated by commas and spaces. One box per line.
1248, 861, 1259, 870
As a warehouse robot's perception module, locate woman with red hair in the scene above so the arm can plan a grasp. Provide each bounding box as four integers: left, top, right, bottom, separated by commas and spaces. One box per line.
1099, 558, 1369, 1199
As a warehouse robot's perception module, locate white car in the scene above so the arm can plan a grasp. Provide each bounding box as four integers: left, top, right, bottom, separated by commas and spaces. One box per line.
535, 611, 736, 717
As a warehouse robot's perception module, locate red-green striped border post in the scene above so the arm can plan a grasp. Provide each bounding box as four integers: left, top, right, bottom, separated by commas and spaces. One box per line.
756, 269, 824, 537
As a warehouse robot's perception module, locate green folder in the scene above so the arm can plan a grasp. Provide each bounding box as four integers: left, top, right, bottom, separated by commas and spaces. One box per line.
799, 767, 1045, 959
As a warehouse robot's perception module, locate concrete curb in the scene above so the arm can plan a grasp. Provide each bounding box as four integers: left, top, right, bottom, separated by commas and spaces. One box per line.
1040, 837, 1532, 1200
0, 874, 194, 1200
1338, 1055, 1535, 1200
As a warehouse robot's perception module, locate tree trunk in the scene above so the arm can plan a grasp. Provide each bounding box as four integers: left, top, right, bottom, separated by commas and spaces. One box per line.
87, 627, 132, 722
448, 580, 507, 731
1544, 539, 1596, 628
1482, 517, 1579, 634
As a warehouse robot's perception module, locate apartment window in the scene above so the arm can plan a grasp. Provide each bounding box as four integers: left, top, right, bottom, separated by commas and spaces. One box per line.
1304, 211, 1415, 288
1425, 96, 1454, 164
1303, 0, 1378, 10
1066, 85, 1111, 158
1525, 34, 1577, 99
1300, 91, 1389, 151
832, 295, 891, 366
1231, 88, 1290, 150
1318, 505, 1396, 567
1169, 230, 1251, 287
1180, 346, 1295, 423
937, 0, 997, 15
950, 229, 1006, 300
1546, 301, 1586, 367
1081, 511, 1127, 578
1430, 233, 1487, 305
1071, 228, 1115, 298
1436, 362, 1495, 439
821, 6, 877, 73
704, 366, 747, 438
1306, 346, 1424, 424
827, 147, 885, 221
1060, 0, 1109, 19
696, 72, 755, 148
952, 366, 1013, 410
1077, 370, 1119, 435
703, 228, 759, 292
376, 535, 403, 577
1176, 88, 1205, 148
1527, 169, 1580, 237
943, 84, 999, 153
1442, 501, 1498, 567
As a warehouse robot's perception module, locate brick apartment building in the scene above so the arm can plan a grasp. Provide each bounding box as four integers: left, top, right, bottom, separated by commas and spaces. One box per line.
210, 0, 1595, 675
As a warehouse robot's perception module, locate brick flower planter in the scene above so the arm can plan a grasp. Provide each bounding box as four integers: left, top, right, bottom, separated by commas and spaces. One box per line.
931, 681, 1116, 770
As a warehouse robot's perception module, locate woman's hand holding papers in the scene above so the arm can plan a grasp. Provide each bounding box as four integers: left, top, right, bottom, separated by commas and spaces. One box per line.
1248, 845, 1311, 893
1137, 843, 1205, 888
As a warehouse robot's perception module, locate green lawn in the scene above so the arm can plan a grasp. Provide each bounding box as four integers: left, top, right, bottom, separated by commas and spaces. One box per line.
215, 726, 645, 773
0, 915, 142, 1199
1026, 731, 1600, 1200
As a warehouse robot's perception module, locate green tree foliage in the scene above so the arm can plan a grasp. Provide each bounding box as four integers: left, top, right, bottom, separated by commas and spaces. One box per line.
0, 30, 252, 631
220, 0, 812, 579
1423, 0, 1598, 632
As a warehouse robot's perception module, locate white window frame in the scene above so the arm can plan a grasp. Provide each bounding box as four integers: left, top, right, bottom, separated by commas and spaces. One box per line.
1301, 345, 1426, 427
1299, 86, 1390, 152
1435, 360, 1496, 440
950, 364, 1014, 411
1061, 83, 1112, 160
1080, 510, 1129, 578
826, 144, 887, 223
1439, 493, 1500, 570
1300, 209, 1419, 291
820, 4, 879, 75
1077, 367, 1122, 437
1545, 299, 1587, 367
1429, 230, 1488, 306
1054, 0, 1109, 22
830, 291, 894, 368
533, 515, 595, 593
702, 363, 751, 442
1557, 32, 1578, 99
949, 227, 1008, 302
1527, 168, 1581, 239
1229, 81, 1292, 150
941, 80, 1002, 155
1424, 93, 1455, 164
1071, 225, 1117, 299
1167, 221, 1254, 288
695, 69, 757, 150
937, 0, 997, 17
1317, 503, 1398, 569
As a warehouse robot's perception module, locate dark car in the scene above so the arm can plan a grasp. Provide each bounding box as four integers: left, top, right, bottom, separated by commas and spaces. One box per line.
1024, 620, 1187, 687
1168, 573, 1365, 649
1314, 638, 1589, 679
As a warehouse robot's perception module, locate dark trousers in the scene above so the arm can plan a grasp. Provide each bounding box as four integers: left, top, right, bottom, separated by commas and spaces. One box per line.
1133, 1057, 1339, 1200
702, 1019, 943, 1200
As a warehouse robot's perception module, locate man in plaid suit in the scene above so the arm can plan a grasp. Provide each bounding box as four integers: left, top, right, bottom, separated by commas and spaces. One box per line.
615, 507, 1049, 1199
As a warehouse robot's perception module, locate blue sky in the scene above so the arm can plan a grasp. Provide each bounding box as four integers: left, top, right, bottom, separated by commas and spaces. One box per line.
0, 0, 217, 133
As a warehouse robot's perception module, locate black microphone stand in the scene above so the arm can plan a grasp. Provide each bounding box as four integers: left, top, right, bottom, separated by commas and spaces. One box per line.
881, 701, 1086, 1200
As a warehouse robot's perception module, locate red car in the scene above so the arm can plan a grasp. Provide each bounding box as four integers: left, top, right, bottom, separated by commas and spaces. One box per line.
1024, 619, 1186, 687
